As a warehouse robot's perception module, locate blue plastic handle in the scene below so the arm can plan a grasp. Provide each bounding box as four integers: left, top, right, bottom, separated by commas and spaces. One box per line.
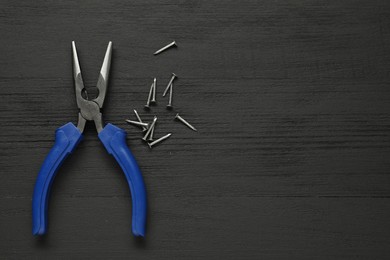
98, 123, 147, 237
32, 122, 83, 235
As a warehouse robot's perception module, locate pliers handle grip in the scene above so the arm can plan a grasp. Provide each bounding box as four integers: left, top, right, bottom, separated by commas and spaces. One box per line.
32, 123, 147, 237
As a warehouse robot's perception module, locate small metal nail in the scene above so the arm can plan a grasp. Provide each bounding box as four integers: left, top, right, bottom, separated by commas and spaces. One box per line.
175, 113, 197, 131
142, 116, 157, 141
163, 73, 177, 97
148, 133, 172, 148
151, 78, 156, 103
162, 83, 171, 98
148, 123, 155, 141
144, 82, 154, 108
153, 41, 177, 55
125, 119, 149, 128
166, 82, 173, 109
134, 109, 148, 131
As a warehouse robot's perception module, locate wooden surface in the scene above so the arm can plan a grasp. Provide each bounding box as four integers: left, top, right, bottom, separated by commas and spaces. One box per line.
1, 0, 390, 259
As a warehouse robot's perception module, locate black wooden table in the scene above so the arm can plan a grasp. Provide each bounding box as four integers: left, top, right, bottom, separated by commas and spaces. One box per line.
1, 1, 390, 259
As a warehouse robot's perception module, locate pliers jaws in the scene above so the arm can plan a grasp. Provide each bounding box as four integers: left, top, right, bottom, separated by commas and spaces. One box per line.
72, 41, 112, 133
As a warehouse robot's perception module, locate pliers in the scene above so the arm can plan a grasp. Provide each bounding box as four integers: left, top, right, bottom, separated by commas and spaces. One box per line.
32, 42, 147, 237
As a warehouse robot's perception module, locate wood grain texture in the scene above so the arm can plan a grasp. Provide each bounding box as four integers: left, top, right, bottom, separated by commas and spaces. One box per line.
1, 0, 390, 259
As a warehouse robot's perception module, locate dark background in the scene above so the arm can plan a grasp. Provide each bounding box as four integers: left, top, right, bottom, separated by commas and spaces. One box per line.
1, 0, 390, 259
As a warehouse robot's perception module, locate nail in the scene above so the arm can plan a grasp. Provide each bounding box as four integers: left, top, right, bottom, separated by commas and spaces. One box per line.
125, 119, 149, 128
142, 116, 157, 141
151, 78, 156, 103
153, 41, 177, 55
166, 82, 173, 109
163, 73, 177, 97
133, 109, 148, 131
175, 113, 197, 131
148, 133, 172, 148
144, 82, 154, 108
148, 123, 155, 141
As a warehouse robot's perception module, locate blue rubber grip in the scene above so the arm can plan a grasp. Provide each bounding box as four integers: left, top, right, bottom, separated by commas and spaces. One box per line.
32, 122, 83, 235
98, 123, 147, 237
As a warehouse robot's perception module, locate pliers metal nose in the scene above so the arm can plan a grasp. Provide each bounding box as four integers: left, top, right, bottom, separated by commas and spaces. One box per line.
32, 42, 147, 237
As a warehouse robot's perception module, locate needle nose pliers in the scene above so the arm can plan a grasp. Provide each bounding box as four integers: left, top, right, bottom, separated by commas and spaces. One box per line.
32, 42, 147, 237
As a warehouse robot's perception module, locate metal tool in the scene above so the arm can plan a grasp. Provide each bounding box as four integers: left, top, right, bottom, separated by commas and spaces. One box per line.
32, 42, 147, 238
166, 82, 173, 109
163, 73, 177, 97
151, 78, 156, 103
125, 119, 149, 129
153, 41, 176, 55
142, 116, 157, 141
134, 109, 148, 131
175, 113, 197, 131
148, 133, 172, 148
